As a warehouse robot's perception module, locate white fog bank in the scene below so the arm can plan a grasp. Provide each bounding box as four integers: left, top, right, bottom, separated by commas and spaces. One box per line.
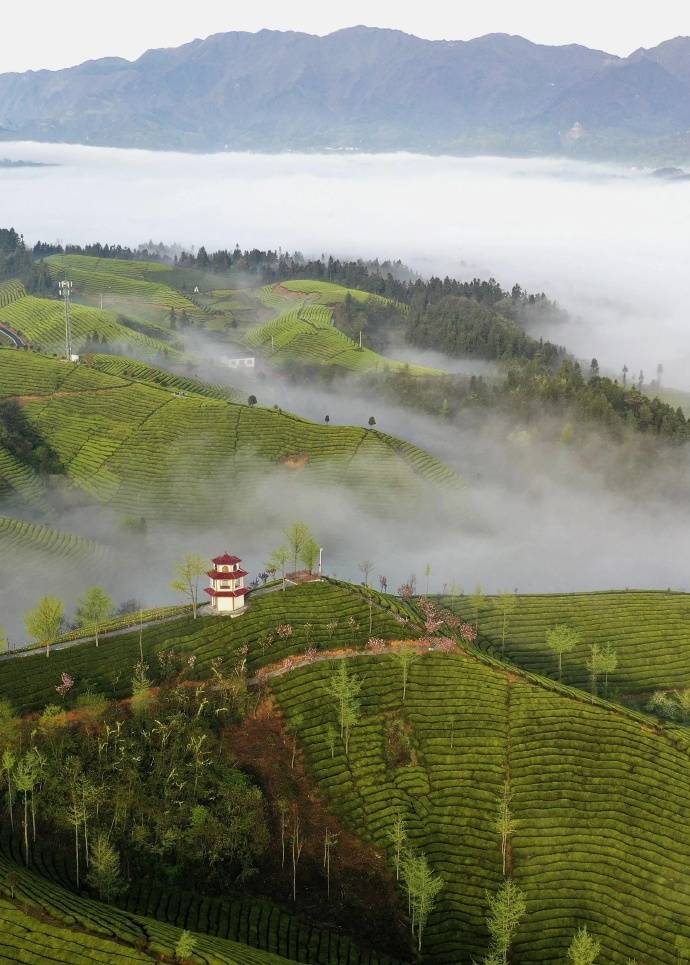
2, 143, 690, 386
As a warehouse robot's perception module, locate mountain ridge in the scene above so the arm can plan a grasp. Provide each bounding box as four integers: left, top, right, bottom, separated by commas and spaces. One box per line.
1, 26, 690, 159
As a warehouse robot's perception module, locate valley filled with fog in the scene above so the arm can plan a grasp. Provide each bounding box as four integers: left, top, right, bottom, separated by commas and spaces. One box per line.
2, 142, 690, 638
2, 142, 689, 385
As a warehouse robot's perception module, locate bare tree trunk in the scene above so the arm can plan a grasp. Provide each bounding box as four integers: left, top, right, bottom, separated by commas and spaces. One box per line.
23, 793, 29, 867
74, 819, 80, 888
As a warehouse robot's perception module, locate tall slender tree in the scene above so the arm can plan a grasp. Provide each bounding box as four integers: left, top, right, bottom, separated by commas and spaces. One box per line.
76, 586, 114, 647
25, 595, 63, 658
484, 880, 527, 965
170, 554, 206, 618
395, 644, 419, 702
498, 593, 518, 655
545, 625, 580, 681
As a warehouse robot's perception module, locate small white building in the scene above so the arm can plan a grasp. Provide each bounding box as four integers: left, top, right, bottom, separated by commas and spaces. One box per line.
205, 553, 249, 616
222, 356, 256, 371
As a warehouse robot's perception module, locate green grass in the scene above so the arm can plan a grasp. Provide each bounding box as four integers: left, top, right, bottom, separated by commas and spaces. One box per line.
0, 853, 297, 964
0, 349, 458, 519
271, 648, 690, 964
0, 582, 421, 714
438, 591, 690, 696
245, 305, 438, 375
0, 294, 177, 358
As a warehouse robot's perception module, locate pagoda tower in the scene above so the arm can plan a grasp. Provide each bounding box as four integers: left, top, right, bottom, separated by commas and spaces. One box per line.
205, 553, 249, 616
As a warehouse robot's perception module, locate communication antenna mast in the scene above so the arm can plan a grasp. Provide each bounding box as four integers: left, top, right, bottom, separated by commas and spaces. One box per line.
58, 279, 73, 361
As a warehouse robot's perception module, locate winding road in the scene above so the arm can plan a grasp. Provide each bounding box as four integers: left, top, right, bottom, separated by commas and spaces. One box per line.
0, 325, 26, 348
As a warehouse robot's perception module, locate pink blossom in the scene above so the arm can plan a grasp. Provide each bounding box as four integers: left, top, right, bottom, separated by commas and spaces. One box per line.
460, 623, 477, 642
304, 648, 318, 663
436, 637, 456, 653
367, 638, 386, 654
56, 673, 75, 698
276, 624, 293, 639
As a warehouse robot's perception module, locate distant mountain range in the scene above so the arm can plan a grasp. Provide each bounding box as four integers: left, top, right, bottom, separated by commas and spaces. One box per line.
2, 26, 690, 159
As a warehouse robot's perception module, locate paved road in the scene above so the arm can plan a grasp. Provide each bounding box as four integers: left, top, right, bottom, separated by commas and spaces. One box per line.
0, 613, 191, 662
0, 325, 26, 348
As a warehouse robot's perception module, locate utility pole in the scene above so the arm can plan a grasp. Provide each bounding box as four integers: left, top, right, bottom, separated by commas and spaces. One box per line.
358, 330, 362, 349
59, 280, 73, 361
319, 547, 324, 577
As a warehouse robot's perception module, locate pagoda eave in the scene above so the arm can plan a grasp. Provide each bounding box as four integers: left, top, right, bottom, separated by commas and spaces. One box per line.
206, 568, 248, 580
205, 587, 249, 599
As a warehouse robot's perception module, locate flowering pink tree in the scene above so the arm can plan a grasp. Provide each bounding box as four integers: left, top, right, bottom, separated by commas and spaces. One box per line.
303, 648, 319, 664
55, 673, 75, 699
276, 624, 293, 640
460, 623, 477, 643
367, 638, 386, 654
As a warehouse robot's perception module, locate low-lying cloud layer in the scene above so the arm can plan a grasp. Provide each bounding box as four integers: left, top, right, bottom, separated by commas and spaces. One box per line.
2, 143, 690, 385
2, 144, 690, 642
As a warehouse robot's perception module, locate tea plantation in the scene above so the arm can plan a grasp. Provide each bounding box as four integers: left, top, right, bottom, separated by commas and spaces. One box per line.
0, 852, 298, 965
0, 294, 175, 358
271, 648, 690, 964
44, 254, 208, 323
245, 305, 436, 374
439, 590, 690, 696
0, 582, 420, 712
276, 280, 395, 307
0, 349, 458, 519
0, 516, 109, 570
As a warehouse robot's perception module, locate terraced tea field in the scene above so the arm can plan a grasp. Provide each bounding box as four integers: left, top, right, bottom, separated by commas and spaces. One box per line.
0, 350, 457, 519
245, 305, 438, 374
0, 853, 297, 965
0, 515, 109, 570
86, 354, 241, 402
0, 582, 420, 713
0, 448, 52, 513
275, 280, 395, 307
439, 590, 690, 696
271, 649, 690, 964
0, 294, 176, 358
44, 254, 208, 324
0, 279, 25, 308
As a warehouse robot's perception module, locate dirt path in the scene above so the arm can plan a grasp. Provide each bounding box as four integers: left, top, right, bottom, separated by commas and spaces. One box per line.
249, 637, 452, 685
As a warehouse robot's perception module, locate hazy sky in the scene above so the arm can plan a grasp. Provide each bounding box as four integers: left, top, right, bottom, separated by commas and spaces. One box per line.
3, 1, 689, 72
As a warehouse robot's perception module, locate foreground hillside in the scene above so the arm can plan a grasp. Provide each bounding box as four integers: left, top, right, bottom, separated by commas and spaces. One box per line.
1, 581, 690, 963
271, 644, 690, 963
0, 853, 297, 965
0, 348, 458, 520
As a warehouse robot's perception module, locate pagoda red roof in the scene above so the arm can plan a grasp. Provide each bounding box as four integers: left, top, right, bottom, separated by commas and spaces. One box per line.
205, 586, 249, 599
207, 569, 248, 581
212, 553, 242, 565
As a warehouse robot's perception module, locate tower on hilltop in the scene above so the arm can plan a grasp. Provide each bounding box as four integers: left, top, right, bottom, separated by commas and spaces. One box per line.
205, 553, 249, 616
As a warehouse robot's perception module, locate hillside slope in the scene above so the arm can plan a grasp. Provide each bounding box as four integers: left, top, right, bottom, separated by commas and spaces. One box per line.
245, 303, 436, 375
1, 28, 690, 157
0, 349, 458, 520
0, 852, 298, 965
440, 590, 690, 698
271, 648, 690, 963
